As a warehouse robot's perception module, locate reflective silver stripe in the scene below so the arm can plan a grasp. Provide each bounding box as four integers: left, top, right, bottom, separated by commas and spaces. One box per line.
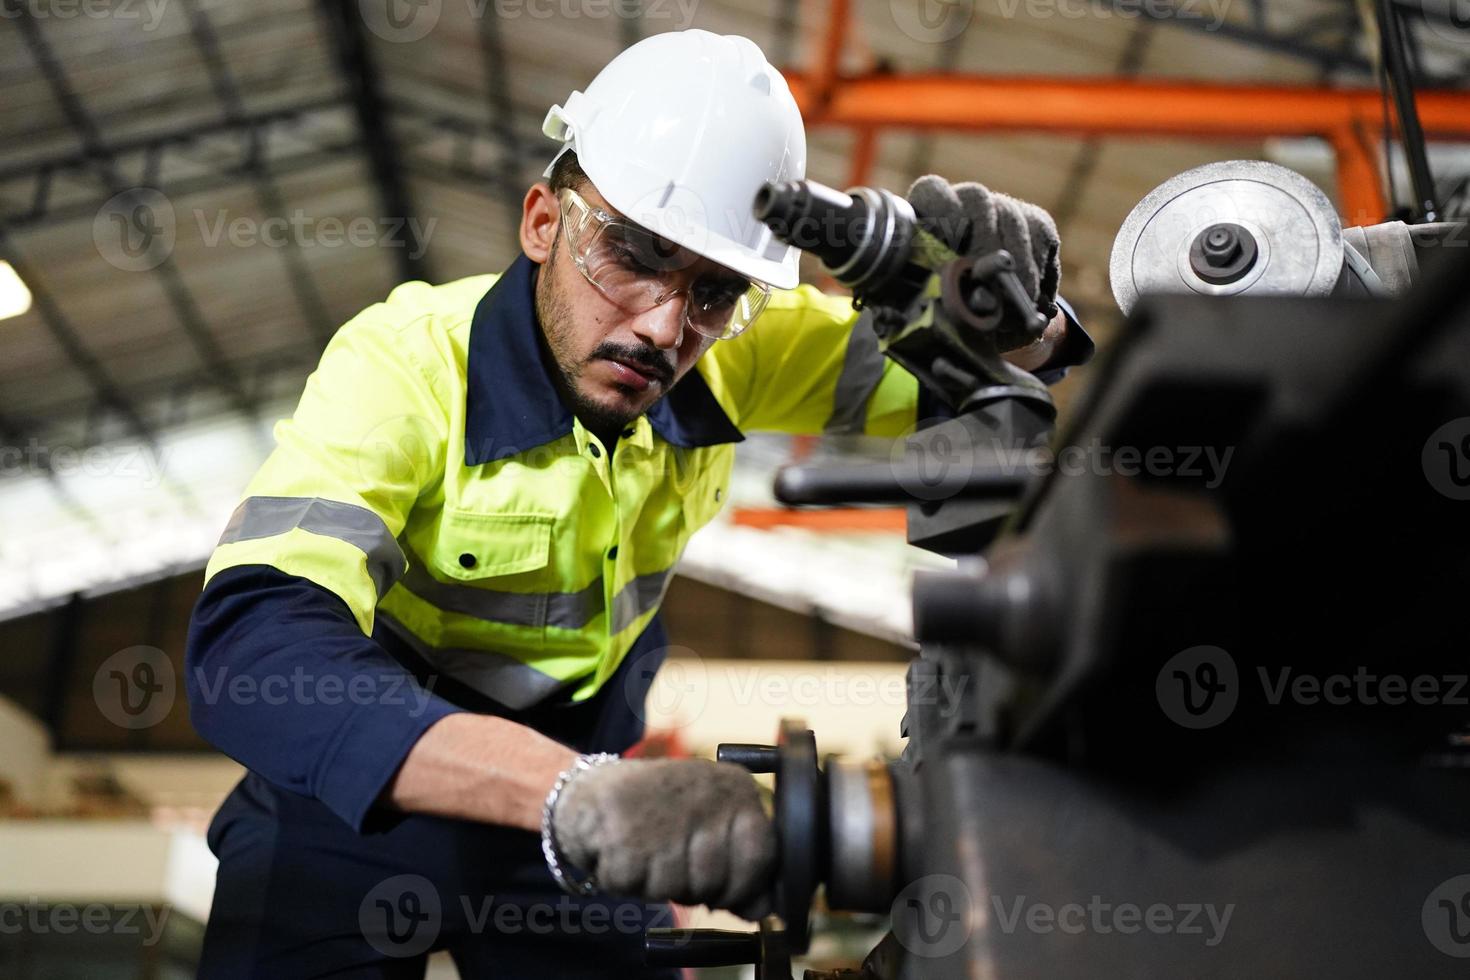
400, 540, 674, 635
400, 541, 602, 630
220, 496, 405, 598
610, 567, 674, 634
823, 309, 886, 435
378, 613, 578, 710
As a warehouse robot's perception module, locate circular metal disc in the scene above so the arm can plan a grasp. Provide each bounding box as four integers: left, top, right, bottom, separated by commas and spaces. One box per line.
1110, 160, 1343, 315
775, 720, 818, 953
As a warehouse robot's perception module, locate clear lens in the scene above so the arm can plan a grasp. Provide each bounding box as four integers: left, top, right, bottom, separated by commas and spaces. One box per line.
693, 282, 769, 339
558, 188, 770, 341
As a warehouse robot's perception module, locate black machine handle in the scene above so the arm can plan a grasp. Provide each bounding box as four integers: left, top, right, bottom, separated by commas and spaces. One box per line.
717, 743, 780, 773
643, 928, 761, 967
773, 457, 1042, 507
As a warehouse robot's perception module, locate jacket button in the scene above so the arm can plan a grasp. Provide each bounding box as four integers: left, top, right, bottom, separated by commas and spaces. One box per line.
622, 428, 635, 438
588, 443, 602, 458
607, 545, 619, 560
458, 553, 477, 569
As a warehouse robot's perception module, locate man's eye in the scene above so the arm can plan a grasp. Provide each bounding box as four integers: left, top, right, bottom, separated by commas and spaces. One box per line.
694, 280, 748, 309
610, 244, 658, 274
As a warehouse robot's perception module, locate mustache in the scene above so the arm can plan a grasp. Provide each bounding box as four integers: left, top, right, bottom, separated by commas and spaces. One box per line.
592, 342, 675, 385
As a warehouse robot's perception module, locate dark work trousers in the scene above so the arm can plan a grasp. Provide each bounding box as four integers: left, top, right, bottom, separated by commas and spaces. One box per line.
198, 615, 682, 979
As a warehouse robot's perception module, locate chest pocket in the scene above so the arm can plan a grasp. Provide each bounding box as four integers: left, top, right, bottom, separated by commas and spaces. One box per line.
432, 510, 555, 582
414, 511, 560, 632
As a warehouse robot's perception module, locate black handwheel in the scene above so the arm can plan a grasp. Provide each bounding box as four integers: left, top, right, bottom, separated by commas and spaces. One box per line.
774, 719, 822, 954
717, 721, 824, 956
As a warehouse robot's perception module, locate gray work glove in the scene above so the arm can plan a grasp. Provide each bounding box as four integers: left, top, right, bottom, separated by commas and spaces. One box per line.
553, 758, 775, 920
906, 174, 1062, 334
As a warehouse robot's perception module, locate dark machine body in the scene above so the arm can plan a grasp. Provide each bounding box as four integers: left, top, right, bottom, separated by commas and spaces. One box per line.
645, 177, 1470, 977
880, 272, 1470, 978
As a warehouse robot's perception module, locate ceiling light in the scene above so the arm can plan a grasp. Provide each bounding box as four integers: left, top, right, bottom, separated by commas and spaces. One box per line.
0, 261, 32, 321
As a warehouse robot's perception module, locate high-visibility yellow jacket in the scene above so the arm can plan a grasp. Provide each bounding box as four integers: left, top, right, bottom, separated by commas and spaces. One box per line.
205, 253, 922, 709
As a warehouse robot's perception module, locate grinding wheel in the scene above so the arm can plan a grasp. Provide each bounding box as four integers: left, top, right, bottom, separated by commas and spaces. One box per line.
1110, 160, 1344, 315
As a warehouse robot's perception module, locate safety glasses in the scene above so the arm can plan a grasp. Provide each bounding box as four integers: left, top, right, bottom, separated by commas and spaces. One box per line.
556, 187, 770, 341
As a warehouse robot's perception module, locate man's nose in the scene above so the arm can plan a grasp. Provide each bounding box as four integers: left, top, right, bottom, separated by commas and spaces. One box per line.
631, 292, 688, 351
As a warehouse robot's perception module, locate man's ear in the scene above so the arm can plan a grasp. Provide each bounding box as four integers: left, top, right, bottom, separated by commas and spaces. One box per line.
520, 182, 558, 263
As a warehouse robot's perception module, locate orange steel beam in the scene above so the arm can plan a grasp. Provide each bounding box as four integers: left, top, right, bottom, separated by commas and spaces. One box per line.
847, 126, 879, 189
786, 73, 1470, 140
808, 0, 851, 113
1331, 124, 1390, 225
786, 73, 1470, 221
732, 507, 908, 532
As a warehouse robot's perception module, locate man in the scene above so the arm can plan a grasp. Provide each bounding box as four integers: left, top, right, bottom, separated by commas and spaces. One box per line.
186, 29, 1091, 978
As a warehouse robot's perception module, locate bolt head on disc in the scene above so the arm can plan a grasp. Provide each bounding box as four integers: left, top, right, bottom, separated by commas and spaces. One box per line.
1109, 160, 1343, 316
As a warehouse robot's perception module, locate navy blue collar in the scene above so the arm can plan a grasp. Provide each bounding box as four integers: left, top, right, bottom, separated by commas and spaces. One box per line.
465, 253, 744, 466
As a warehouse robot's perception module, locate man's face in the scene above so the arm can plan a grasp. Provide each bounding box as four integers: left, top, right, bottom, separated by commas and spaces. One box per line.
529, 182, 735, 437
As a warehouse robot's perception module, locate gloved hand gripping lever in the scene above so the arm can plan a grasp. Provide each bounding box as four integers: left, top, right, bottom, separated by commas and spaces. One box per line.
753, 177, 1053, 415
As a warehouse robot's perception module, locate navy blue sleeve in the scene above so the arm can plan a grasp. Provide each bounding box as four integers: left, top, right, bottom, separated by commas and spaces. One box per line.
186, 564, 463, 833
1031, 296, 1095, 387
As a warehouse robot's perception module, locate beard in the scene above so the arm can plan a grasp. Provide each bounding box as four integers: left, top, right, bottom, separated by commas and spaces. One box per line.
533, 236, 673, 439
534, 237, 636, 436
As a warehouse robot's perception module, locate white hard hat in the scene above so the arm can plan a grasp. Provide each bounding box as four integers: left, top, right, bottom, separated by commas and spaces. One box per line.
542, 30, 807, 290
